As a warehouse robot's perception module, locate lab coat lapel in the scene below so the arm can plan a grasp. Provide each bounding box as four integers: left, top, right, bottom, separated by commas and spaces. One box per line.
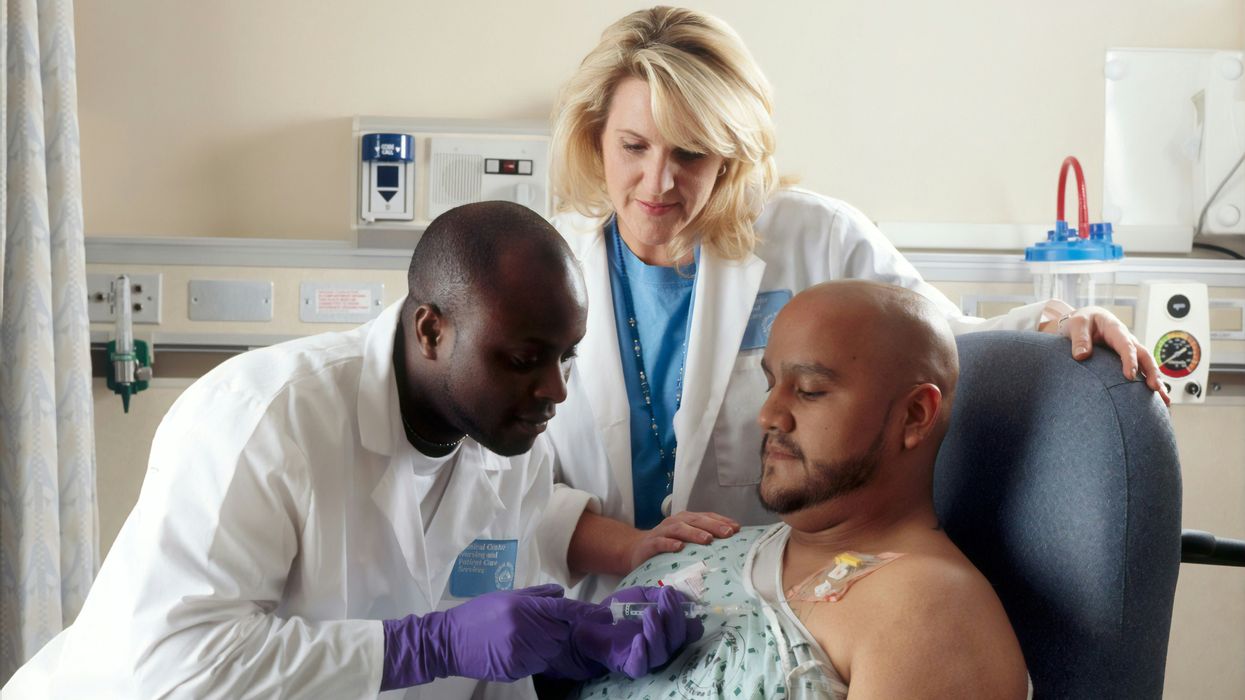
422, 444, 508, 602
371, 454, 437, 610
671, 250, 765, 512
358, 302, 403, 455
360, 302, 446, 609
573, 229, 635, 522
360, 302, 509, 608
371, 443, 508, 610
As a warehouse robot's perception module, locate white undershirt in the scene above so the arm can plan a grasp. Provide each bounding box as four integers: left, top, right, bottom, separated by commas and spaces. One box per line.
748, 525, 848, 697
408, 444, 460, 530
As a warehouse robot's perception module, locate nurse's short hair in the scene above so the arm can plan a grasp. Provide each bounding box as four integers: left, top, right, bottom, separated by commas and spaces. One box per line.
406, 201, 569, 319
551, 6, 779, 262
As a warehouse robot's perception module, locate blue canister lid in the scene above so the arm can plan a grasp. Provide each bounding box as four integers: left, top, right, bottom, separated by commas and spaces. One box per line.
361, 133, 414, 162
1025, 220, 1123, 262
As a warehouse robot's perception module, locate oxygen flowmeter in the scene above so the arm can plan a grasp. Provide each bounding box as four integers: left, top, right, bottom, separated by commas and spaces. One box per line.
106, 274, 152, 412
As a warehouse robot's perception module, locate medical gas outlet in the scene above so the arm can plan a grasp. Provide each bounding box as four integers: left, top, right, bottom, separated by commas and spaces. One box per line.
360, 133, 416, 222
1135, 282, 1211, 404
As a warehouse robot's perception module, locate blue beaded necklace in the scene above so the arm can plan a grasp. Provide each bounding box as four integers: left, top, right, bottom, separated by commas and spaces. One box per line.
610, 221, 697, 511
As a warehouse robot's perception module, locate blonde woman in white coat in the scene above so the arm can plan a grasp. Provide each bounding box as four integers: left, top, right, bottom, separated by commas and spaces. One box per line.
536, 6, 1168, 601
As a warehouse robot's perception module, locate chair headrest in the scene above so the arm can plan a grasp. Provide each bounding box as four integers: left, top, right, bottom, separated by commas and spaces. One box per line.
933, 331, 1180, 699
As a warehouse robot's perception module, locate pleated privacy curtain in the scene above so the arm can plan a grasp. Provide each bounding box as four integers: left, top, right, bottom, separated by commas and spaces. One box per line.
0, 0, 98, 684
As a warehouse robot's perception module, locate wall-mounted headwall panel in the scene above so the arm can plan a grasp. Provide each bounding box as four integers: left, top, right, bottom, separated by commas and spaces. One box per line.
353, 117, 550, 249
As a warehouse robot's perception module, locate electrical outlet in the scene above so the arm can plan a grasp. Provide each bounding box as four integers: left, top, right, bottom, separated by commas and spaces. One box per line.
87, 273, 162, 324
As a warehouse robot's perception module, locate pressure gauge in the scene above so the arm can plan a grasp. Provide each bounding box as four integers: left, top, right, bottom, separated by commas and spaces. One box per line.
1155, 330, 1202, 378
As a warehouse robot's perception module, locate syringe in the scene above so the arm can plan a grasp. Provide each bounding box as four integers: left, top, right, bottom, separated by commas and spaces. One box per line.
609, 601, 754, 623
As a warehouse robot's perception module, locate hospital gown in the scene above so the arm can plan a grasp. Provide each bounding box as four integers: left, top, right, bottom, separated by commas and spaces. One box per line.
577, 525, 846, 700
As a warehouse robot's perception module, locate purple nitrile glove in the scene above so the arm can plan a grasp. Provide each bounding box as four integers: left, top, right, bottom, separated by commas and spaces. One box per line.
545, 585, 704, 680
380, 583, 601, 690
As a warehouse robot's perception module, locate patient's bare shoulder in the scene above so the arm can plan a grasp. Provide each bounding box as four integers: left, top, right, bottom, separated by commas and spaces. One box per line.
801, 550, 1028, 699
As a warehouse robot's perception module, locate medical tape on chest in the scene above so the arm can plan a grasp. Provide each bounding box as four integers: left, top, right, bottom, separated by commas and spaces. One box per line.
784, 551, 904, 603
656, 560, 716, 600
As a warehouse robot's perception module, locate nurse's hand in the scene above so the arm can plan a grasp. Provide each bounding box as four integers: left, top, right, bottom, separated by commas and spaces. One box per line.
547, 586, 705, 680
629, 510, 740, 571
1039, 304, 1171, 407
380, 583, 602, 688
586, 586, 704, 678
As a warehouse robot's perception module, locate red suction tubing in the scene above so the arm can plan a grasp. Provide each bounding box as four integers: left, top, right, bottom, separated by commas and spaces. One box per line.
1056, 156, 1090, 239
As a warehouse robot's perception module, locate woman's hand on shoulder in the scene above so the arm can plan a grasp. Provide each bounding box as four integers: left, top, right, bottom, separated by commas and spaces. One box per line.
1040, 304, 1171, 406
628, 511, 740, 571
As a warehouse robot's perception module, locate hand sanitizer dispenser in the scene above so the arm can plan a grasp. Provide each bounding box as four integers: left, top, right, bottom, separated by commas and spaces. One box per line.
360, 133, 415, 222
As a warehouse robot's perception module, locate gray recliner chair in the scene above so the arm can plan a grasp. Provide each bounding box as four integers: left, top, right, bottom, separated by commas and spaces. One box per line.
933, 331, 1182, 699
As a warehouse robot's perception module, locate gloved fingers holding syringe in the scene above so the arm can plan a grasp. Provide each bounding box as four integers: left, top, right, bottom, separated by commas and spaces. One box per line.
557, 585, 708, 679
382, 583, 706, 687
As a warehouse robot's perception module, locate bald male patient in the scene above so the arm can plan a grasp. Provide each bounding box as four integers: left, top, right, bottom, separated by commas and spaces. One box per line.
578, 280, 1030, 700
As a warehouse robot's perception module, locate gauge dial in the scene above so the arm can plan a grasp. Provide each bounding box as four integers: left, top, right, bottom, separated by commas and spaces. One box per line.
1154, 331, 1201, 378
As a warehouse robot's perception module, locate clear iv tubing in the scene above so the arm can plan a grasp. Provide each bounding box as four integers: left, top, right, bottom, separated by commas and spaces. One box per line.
1056, 156, 1091, 239
609, 601, 754, 622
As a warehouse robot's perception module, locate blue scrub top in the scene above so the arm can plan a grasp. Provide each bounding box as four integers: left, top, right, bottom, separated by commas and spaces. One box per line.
606, 219, 697, 530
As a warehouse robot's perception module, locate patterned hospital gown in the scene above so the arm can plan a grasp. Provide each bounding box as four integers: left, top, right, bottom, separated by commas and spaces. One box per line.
576, 525, 844, 700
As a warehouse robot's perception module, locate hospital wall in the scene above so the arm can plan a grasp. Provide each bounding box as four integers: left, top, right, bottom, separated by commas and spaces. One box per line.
75, 0, 1243, 239
75, 2, 1244, 699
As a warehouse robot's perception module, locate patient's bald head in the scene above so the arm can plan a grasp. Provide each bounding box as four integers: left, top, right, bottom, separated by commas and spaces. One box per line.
793, 280, 959, 418
757, 280, 959, 516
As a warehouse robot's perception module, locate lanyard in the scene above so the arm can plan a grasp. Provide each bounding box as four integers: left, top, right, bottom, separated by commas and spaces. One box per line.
610, 222, 697, 500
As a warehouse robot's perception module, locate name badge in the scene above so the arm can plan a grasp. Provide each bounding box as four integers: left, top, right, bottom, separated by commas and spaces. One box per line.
449, 539, 518, 598
740, 289, 793, 350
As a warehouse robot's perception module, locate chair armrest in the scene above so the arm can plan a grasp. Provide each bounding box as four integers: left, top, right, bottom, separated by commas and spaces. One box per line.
1181, 529, 1245, 567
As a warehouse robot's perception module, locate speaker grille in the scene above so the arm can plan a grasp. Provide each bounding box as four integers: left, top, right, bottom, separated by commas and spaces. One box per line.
429, 153, 484, 218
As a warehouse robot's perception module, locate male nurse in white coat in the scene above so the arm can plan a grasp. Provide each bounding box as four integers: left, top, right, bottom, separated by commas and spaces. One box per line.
2, 202, 699, 699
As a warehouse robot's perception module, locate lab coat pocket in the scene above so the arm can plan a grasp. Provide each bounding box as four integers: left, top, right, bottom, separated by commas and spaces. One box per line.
712, 352, 768, 486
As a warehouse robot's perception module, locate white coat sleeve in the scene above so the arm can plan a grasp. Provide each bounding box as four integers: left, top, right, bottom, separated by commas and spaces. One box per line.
515, 436, 560, 587
536, 484, 602, 587
536, 364, 604, 588
825, 195, 1049, 335
47, 385, 384, 699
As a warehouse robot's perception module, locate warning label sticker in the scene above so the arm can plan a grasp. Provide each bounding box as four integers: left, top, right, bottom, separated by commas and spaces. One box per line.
316, 289, 372, 314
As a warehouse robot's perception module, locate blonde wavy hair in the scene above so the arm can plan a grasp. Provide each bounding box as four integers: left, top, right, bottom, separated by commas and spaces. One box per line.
551, 6, 779, 262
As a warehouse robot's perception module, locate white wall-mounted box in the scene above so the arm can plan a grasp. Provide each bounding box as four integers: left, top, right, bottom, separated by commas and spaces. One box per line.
353, 116, 551, 249
1104, 49, 1245, 252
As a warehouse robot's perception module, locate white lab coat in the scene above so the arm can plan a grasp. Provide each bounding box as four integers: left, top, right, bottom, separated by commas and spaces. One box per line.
3, 302, 551, 700
537, 188, 1049, 598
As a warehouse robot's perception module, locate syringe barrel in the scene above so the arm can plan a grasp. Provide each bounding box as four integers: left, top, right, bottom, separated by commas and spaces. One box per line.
608, 600, 754, 622
609, 601, 696, 622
